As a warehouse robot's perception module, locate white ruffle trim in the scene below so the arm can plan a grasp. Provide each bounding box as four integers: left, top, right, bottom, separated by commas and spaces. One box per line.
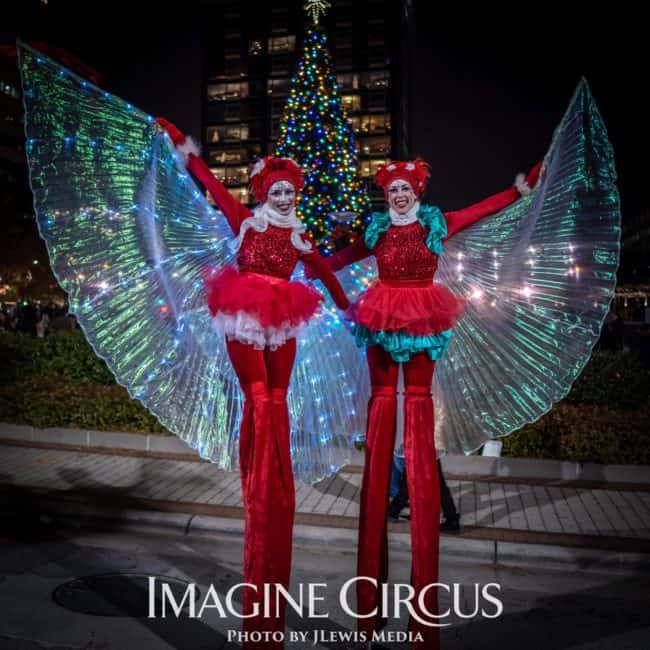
389, 200, 420, 226
230, 203, 312, 254
212, 310, 307, 350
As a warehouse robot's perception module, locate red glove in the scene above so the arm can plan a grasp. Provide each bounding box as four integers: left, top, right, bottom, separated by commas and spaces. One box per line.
155, 117, 186, 147
515, 161, 543, 196
525, 161, 543, 189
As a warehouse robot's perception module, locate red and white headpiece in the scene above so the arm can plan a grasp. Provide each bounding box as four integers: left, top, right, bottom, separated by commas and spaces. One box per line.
375, 159, 431, 197
249, 156, 304, 203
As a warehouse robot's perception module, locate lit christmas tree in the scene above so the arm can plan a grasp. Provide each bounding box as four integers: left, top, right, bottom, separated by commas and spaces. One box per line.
275, 27, 371, 253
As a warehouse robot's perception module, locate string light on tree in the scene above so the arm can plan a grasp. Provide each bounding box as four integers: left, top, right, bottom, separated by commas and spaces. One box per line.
276, 27, 370, 253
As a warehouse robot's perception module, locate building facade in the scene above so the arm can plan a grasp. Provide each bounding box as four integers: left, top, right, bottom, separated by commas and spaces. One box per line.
200, 0, 409, 209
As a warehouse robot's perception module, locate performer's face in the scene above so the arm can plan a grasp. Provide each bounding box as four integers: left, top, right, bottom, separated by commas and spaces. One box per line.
267, 181, 296, 215
387, 180, 417, 214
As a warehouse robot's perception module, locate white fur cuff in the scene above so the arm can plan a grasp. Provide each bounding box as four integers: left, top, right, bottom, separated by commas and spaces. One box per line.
177, 136, 201, 162
515, 172, 532, 197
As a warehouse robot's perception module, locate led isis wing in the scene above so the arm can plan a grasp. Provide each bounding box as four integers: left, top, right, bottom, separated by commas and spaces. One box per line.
334, 79, 621, 455
18, 42, 363, 483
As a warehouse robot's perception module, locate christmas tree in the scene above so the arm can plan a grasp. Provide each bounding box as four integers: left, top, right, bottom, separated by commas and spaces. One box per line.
275, 28, 370, 253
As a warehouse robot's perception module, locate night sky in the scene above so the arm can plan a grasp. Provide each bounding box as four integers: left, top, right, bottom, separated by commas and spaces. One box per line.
3, 1, 646, 217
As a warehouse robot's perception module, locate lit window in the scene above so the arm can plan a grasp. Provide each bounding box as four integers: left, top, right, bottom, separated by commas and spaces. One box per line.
207, 82, 249, 102
210, 167, 227, 181
361, 159, 388, 178
348, 116, 360, 132
207, 124, 250, 143
359, 136, 390, 155
359, 113, 390, 133
365, 70, 389, 88
336, 73, 360, 91
228, 187, 251, 204
342, 94, 361, 112
227, 167, 248, 185
209, 149, 246, 164
267, 78, 289, 95
210, 166, 248, 186
268, 35, 296, 53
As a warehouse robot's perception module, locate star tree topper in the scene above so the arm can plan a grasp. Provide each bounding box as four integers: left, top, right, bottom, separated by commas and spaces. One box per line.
304, 0, 331, 25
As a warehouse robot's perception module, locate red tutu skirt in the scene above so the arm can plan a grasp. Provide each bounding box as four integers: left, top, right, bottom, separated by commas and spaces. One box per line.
350, 279, 466, 336
202, 266, 323, 349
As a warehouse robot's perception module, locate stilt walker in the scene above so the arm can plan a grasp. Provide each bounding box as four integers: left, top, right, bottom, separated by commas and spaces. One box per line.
324, 159, 542, 647
17, 40, 356, 647
155, 118, 351, 644
321, 79, 620, 648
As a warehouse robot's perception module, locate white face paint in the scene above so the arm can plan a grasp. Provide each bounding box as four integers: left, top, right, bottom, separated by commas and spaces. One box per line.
266, 180, 296, 215
387, 180, 417, 215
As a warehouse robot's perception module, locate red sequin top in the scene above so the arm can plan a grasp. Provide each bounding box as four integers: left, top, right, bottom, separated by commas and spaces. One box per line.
374, 222, 438, 282
236, 226, 302, 280
185, 153, 349, 309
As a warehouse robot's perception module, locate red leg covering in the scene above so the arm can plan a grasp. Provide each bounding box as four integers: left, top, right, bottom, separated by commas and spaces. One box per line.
263, 339, 297, 638
267, 387, 295, 627
357, 346, 398, 637
403, 354, 440, 649
226, 339, 297, 648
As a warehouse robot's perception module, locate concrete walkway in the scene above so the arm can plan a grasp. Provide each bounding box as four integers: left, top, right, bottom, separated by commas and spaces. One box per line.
2, 443, 650, 558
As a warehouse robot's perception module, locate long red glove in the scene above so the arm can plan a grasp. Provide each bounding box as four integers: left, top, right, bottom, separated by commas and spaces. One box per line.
304, 236, 373, 281
155, 116, 185, 147
444, 161, 543, 240
155, 116, 250, 234
302, 245, 350, 310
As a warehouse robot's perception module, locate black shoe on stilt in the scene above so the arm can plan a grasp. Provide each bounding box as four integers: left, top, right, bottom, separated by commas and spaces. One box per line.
440, 517, 461, 533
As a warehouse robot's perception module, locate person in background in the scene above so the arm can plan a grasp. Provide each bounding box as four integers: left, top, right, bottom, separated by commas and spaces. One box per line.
35, 309, 49, 338
389, 456, 461, 532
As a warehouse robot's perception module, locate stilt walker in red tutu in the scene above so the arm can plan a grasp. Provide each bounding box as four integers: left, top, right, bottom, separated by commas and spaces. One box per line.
156, 118, 350, 646
325, 159, 541, 648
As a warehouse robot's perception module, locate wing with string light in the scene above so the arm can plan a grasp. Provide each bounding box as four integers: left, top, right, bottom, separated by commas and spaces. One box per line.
18, 41, 364, 483
333, 79, 620, 455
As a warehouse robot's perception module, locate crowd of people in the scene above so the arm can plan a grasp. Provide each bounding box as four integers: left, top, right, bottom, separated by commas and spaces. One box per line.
0, 300, 77, 337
